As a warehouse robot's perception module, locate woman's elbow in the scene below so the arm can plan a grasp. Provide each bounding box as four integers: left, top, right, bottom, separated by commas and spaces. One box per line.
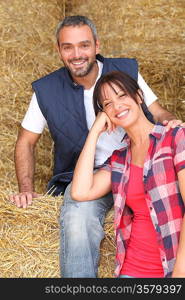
70, 189, 88, 202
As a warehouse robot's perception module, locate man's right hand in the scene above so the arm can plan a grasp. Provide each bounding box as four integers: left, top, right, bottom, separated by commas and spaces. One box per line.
9, 192, 40, 209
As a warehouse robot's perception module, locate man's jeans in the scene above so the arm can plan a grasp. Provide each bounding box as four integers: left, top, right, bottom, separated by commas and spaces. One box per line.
60, 182, 114, 277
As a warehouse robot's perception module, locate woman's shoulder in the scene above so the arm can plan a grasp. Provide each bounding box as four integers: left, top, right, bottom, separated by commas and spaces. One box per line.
165, 126, 185, 140
159, 125, 185, 150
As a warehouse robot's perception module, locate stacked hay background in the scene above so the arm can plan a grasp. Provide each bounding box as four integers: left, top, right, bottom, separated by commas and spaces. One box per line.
0, 0, 184, 277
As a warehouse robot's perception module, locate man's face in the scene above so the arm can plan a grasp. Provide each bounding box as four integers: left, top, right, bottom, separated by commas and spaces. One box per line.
57, 25, 100, 78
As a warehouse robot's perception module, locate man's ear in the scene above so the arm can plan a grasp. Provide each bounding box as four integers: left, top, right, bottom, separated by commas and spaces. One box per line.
95, 39, 100, 55
56, 43, 62, 59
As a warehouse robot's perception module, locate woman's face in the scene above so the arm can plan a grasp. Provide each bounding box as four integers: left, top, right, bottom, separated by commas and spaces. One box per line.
100, 82, 142, 129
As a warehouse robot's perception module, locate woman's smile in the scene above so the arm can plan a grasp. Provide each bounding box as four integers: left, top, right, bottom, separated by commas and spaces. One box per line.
116, 109, 130, 119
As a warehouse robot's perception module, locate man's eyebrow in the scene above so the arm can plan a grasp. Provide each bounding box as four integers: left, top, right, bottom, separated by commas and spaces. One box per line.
79, 40, 91, 44
60, 42, 72, 46
60, 40, 91, 46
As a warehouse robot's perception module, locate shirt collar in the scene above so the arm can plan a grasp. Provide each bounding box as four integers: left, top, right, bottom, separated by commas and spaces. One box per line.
149, 122, 166, 139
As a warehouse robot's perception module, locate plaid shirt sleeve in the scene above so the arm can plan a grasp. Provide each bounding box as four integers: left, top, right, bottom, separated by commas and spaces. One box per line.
99, 156, 111, 172
173, 127, 185, 173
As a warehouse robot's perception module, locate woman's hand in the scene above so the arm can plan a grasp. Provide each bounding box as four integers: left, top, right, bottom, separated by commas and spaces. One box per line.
91, 112, 116, 135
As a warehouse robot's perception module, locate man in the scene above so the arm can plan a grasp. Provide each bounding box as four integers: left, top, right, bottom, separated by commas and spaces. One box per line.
9, 15, 183, 277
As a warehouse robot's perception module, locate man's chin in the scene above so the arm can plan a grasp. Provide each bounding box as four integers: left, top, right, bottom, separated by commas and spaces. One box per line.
71, 68, 89, 77
67, 61, 96, 78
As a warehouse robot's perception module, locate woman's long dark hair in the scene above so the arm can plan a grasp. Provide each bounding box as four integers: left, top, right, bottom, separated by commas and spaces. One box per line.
93, 71, 155, 124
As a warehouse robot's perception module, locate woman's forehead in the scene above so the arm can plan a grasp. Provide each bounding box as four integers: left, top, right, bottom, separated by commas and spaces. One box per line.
101, 81, 124, 97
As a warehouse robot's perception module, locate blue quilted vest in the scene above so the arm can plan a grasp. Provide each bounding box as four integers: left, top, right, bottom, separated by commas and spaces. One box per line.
32, 54, 138, 195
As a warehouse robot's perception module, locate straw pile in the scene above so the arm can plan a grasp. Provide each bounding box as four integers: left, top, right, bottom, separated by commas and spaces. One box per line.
0, 0, 63, 278
68, 0, 185, 119
0, 0, 184, 278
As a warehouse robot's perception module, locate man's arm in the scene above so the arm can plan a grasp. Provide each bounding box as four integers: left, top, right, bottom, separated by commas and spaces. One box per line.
148, 100, 185, 129
9, 127, 41, 208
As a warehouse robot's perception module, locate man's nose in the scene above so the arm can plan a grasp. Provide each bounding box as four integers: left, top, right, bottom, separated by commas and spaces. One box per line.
72, 47, 81, 58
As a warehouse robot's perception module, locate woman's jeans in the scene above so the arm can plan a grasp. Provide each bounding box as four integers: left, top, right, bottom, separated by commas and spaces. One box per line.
60, 182, 114, 278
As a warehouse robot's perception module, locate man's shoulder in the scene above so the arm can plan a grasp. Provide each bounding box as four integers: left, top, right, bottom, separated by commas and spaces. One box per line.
32, 66, 66, 86
106, 56, 136, 61
102, 56, 137, 65
98, 54, 136, 62
99, 55, 138, 80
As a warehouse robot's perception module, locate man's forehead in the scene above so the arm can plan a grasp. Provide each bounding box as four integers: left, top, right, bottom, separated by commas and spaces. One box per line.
58, 25, 94, 41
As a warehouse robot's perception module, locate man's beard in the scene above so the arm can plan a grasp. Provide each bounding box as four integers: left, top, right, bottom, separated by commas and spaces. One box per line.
65, 58, 96, 77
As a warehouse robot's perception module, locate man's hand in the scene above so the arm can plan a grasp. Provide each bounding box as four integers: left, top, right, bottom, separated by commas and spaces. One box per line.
162, 119, 185, 131
9, 191, 41, 209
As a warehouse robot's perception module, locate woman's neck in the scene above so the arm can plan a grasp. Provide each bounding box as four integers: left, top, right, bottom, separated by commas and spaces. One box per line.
125, 118, 154, 167
125, 117, 154, 146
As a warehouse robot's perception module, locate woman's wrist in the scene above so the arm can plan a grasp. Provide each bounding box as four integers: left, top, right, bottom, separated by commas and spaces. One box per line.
89, 125, 103, 139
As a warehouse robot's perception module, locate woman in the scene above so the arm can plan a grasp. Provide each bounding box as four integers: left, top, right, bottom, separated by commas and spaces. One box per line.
71, 71, 185, 278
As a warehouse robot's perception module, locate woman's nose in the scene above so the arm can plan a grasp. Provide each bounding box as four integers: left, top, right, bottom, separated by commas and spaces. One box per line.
113, 101, 123, 110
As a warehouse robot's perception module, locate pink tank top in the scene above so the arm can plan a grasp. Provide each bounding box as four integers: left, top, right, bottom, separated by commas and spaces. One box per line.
120, 164, 164, 277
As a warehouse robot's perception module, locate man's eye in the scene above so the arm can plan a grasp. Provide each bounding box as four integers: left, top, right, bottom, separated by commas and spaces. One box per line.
81, 44, 89, 48
63, 46, 72, 51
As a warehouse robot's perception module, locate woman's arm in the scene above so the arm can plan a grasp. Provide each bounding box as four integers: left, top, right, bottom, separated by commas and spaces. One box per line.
172, 168, 185, 277
71, 112, 113, 201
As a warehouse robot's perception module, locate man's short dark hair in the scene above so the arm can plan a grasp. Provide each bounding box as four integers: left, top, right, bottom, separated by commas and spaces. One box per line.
56, 15, 98, 45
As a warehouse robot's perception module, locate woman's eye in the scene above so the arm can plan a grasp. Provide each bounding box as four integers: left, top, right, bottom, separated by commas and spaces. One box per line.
119, 93, 126, 98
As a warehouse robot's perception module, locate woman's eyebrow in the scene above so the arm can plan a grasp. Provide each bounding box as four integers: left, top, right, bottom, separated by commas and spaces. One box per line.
102, 98, 111, 104
117, 90, 125, 95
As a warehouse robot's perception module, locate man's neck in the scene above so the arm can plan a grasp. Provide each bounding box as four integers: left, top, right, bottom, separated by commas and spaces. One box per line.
72, 61, 99, 90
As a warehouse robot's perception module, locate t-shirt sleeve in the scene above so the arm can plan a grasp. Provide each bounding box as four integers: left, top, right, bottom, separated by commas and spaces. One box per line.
21, 93, 47, 134
173, 127, 185, 173
138, 73, 158, 107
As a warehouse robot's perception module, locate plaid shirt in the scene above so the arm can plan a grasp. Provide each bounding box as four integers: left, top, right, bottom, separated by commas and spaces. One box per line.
101, 124, 185, 277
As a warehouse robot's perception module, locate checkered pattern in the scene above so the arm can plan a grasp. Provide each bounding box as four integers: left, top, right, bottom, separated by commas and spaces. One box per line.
101, 124, 185, 277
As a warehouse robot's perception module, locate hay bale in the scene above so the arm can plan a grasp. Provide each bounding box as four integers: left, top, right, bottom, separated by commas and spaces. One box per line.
0, 0, 64, 192
0, 192, 61, 277
66, 0, 185, 120
0, 0, 64, 278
